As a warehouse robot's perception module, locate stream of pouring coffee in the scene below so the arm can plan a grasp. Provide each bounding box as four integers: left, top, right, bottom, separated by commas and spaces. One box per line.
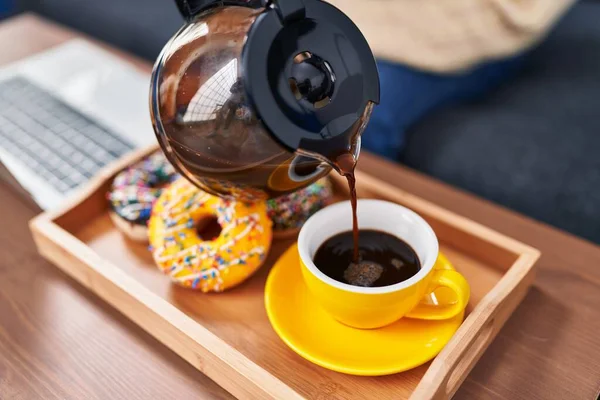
335, 152, 360, 262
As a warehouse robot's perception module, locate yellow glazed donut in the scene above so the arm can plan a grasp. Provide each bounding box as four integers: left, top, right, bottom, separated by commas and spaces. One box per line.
148, 178, 273, 292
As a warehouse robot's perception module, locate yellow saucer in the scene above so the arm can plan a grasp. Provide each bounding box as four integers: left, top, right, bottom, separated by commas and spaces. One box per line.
265, 244, 464, 376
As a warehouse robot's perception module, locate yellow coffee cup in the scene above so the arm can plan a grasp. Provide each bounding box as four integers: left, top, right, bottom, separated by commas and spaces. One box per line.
298, 199, 470, 329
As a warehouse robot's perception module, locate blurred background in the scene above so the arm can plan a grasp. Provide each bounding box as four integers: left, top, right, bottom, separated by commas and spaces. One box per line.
1, 0, 598, 244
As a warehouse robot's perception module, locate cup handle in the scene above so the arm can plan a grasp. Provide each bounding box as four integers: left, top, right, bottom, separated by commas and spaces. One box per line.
405, 269, 470, 320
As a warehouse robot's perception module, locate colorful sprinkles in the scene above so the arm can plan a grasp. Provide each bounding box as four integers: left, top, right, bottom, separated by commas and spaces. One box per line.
108, 152, 179, 225
266, 178, 333, 232
148, 178, 272, 293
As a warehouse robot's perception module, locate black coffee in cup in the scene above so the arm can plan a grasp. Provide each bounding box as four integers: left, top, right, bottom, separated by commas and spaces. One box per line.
313, 230, 421, 287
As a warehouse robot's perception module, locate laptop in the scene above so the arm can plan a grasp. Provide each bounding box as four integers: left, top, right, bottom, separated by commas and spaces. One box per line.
0, 39, 156, 210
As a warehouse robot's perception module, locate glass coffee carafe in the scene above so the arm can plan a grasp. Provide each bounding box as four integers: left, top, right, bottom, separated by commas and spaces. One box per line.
150, 0, 380, 200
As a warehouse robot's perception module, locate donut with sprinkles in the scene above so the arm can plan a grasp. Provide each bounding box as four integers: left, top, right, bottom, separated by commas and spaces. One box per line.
108, 152, 178, 242
267, 177, 333, 239
148, 178, 272, 292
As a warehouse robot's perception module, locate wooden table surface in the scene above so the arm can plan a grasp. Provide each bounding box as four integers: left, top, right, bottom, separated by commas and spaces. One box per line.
0, 13, 599, 400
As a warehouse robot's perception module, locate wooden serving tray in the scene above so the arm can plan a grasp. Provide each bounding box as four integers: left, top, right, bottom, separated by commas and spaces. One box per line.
30, 145, 540, 400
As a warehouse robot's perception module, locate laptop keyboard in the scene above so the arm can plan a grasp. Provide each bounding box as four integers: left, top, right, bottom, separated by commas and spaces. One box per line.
0, 77, 134, 193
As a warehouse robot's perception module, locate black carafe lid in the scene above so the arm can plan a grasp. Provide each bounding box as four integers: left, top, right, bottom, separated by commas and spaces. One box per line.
242, 0, 380, 155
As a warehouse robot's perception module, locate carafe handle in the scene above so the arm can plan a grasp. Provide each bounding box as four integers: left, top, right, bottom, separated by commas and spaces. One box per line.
175, 0, 262, 20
